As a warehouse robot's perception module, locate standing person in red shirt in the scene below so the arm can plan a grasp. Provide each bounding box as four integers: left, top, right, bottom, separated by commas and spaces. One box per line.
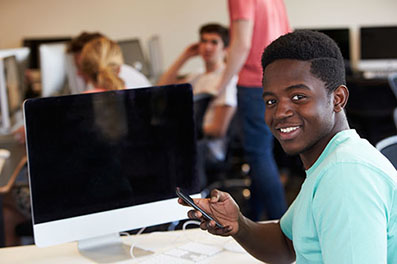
216, 0, 291, 220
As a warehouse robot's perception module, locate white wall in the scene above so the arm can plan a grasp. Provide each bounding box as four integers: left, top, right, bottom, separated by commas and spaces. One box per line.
0, 0, 229, 74
1, 0, 397, 72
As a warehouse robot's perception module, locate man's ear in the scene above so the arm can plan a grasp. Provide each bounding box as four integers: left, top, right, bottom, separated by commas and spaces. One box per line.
333, 85, 349, 113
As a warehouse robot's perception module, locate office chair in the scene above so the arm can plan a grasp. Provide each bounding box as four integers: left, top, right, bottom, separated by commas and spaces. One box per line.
193, 93, 214, 140
376, 135, 397, 169
193, 93, 248, 189
388, 73, 397, 129
345, 77, 397, 145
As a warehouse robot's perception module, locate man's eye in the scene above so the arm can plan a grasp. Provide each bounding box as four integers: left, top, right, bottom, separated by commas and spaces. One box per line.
265, 99, 276, 105
292, 94, 305, 101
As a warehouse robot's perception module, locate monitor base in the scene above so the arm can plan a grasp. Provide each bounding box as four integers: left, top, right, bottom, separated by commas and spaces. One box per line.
78, 233, 153, 263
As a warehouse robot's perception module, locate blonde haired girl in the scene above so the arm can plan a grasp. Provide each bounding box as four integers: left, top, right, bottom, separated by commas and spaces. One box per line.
80, 37, 125, 92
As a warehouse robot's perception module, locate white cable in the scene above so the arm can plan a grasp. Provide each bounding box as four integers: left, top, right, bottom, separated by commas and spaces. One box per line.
182, 220, 201, 231
127, 226, 147, 259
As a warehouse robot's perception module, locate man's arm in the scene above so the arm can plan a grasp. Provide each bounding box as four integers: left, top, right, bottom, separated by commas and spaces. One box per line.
185, 189, 295, 263
203, 105, 236, 138
234, 217, 295, 264
216, 19, 253, 92
157, 43, 199, 85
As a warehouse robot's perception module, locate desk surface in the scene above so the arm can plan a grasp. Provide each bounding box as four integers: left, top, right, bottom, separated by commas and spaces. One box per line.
0, 228, 263, 263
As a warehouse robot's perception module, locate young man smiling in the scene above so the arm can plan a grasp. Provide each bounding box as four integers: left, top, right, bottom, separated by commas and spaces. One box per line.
181, 30, 397, 263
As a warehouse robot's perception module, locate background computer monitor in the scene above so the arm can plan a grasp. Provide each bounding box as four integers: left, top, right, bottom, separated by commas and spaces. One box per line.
360, 26, 397, 60
147, 35, 164, 83
315, 28, 351, 61
0, 56, 24, 133
297, 28, 352, 75
23, 37, 72, 69
358, 25, 397, 72
118, 38, 150, 77
24, 84, 200, 261
358, 26, 397, 74
0, 47, 30, 97
65, 53, 86, 94
39, 42, 69, 97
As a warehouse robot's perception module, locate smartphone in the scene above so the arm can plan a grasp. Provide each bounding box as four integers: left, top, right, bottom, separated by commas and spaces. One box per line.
176, 187, 224, 229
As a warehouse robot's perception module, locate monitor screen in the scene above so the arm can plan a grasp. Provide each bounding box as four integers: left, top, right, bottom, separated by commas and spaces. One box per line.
0, 47, 30, 95
299, 28, 350, 61
360, 26, 397, 59
118, 39, 150, 77
23, 37, 72, 69
316, 28, 350, 61
24, 84, 200, 250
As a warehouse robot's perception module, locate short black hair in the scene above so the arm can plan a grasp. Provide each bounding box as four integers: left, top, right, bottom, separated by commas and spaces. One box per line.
199, 23, 230, 48
261, 30, 346, 93
66, 31, 104, 53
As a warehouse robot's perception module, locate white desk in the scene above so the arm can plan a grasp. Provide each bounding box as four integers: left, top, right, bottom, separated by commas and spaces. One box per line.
0, 228, 263, 263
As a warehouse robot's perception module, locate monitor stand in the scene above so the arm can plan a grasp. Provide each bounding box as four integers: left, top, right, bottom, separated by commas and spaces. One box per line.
78, 233, 154, 263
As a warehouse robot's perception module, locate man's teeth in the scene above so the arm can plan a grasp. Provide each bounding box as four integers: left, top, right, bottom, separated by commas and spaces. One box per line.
280, 126, 299, 133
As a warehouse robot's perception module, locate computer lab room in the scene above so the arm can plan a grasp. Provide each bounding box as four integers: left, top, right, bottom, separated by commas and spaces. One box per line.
1, 0, 397, 263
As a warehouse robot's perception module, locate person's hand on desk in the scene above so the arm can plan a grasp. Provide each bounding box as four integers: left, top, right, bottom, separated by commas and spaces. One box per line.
178, 189, 241, 236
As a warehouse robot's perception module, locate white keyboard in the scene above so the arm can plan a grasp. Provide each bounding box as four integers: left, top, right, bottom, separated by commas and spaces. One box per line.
178, 242, 223, 256
138, 242, 223, 264
139, 253, 195, 264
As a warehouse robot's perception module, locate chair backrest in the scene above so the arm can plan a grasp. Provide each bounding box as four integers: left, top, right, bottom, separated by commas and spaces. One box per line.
376, 135, 397, 169
193, 93, 214, 140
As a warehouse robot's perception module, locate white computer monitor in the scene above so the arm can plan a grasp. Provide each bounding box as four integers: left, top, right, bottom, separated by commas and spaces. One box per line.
0, 47, 30, 96
358, 26, 397, 73
65, 53, 86, 94
0, 56, 24, 134
118, 38, 150, 77
39, 42, 69, 97
24, 84, 201, 262
148, 35, 164, 83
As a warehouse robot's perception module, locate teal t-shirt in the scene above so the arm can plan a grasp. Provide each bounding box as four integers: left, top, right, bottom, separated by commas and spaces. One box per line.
280, 130, 397, 263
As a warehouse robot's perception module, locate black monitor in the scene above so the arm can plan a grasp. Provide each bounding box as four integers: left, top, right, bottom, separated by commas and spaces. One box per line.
299, 28, 350, 61
315, 28, 351, 61
298, 28, 351, 75
23, 37, 72, 69
117, 39, 150, 77
360, 26, 397, 59
24, 84, 200, 261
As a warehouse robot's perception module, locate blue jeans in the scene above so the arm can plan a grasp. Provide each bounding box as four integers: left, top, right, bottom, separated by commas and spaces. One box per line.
237, 86, 287, 220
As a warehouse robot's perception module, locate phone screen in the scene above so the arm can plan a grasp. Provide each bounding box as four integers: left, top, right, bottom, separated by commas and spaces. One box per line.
176, 187, 224, 229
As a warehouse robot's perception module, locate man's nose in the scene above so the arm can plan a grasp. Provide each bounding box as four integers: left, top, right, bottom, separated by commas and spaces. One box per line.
274, 99, 293, 120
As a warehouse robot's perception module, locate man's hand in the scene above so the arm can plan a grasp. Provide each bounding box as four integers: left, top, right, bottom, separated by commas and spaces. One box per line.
178, 189, 240, 236
181, 43, 200, 59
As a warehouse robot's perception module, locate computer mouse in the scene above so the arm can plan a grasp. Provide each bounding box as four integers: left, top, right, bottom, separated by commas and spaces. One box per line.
0, 149, 11, 159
